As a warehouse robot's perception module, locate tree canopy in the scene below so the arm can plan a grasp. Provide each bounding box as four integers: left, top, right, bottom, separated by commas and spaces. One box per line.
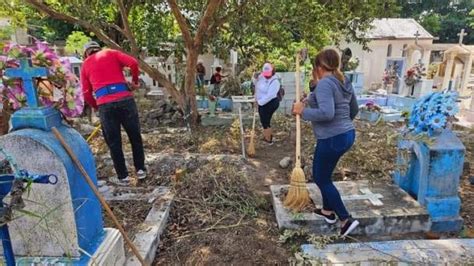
1, 0, 399, 126
398, 0, 474, 44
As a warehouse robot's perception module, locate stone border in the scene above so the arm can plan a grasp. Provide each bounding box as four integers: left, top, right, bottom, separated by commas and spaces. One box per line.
101, 185, 173, 265
301, 239, 474, 264
271, 181, 431, 236
126, 186, 173, 265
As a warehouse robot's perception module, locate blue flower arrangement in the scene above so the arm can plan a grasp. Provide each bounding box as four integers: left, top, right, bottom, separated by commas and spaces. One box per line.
408, 91, 459, 136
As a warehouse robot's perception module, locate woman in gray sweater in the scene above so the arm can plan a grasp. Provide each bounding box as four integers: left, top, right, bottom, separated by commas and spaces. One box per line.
293, 49, 359, 237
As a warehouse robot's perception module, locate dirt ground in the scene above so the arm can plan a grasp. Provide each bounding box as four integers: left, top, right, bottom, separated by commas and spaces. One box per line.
87, 113, 474, 265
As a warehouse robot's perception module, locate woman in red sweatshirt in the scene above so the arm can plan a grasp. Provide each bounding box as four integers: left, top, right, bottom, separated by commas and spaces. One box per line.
81, 41, 146, 184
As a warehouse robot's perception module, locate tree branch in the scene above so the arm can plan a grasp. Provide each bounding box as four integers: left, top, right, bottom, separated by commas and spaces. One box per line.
116, 0, 139, 56
24, 0, 122, 51
194, 0, 224, 48
166, 0, 193, 48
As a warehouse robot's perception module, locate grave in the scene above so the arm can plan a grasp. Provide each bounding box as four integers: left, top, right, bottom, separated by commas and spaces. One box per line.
270, 181, 431, 236
300, 239, 474, 264
394, 130, 465, 232
0, 58, 124, 264
200, 96, 255, 126
100, 185, 173, 265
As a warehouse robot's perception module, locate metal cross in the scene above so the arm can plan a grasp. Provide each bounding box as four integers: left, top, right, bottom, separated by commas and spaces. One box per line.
5, 58, 48, 108
457, 29, 467, 45
342, 188, 384, 206
414, 30, 421, 45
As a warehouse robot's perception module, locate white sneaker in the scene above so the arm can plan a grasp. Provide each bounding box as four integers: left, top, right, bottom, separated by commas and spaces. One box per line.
109, 176, 131, 186
137, 170, 147, 180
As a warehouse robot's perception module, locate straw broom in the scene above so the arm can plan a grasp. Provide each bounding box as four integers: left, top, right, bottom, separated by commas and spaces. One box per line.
283, 52, 310, 211
247, 104, 257, 157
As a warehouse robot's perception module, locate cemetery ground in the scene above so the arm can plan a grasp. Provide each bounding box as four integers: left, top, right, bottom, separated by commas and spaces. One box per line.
77, 99, 474, 264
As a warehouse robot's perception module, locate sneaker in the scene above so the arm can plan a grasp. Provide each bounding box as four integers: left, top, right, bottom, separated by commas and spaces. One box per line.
340, 218, 360, 237
315, 209, 337, 224
137, 170, 147, 180
109, 176, 131, 186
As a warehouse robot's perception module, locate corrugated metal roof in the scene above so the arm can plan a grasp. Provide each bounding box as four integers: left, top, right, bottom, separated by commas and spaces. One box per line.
366, 18, 433, 40
61, 56, 82, 64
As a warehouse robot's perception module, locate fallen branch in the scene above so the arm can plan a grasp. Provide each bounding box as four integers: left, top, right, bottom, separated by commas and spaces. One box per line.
175, 216, 246, 240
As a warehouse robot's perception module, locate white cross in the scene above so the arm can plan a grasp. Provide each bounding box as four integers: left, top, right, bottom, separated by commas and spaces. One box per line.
342, 188, 384, 206
414, 31, 421, 45
457, 29, 468, 45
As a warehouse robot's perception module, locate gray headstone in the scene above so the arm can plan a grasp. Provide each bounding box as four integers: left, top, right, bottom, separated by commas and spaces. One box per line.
0, 135, 80, 257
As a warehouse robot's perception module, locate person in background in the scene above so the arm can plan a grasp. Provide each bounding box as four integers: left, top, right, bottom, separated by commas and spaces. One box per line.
254, 63, 280, 145
196, 60, 206, 88
210, 66, 224, 97
80, 41, 146, 185
292, 48, 359, 237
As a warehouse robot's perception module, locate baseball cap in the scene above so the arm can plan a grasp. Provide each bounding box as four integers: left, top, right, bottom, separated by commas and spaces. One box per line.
262, 63, 273, 77
83, 41, 101, 51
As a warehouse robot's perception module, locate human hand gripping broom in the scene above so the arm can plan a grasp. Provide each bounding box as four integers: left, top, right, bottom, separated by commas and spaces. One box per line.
283, 51, 310, 211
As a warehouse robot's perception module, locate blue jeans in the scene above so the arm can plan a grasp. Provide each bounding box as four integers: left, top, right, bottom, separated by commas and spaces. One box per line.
313, 129, 355, 221
98, 98, 145, 179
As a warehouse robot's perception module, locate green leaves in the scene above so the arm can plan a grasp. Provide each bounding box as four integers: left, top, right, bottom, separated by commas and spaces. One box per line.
65, 31, 91, 55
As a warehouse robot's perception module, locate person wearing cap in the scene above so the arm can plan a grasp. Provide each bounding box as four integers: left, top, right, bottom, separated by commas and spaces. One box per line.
254, 63, 280, 145
80, 41, 147, 185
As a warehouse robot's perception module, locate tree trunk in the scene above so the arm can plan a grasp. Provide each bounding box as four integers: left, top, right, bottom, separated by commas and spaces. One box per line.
183, 47, 199, 127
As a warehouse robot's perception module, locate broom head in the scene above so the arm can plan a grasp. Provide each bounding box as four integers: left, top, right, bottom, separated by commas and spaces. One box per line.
283, 166, 310, 211
247, 137, 256, 157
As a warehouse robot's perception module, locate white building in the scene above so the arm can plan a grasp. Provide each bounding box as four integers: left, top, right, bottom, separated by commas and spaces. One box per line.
335, 18, 434, 92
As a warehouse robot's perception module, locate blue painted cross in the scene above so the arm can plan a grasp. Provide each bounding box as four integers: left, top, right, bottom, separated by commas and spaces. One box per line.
5, 58, 48, 108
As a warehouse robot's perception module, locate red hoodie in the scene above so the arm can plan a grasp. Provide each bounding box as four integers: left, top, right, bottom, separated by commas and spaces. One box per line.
80, 49, 139, 109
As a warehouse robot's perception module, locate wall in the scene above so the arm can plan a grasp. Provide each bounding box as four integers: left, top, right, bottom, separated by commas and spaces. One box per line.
336, 39, 432, 90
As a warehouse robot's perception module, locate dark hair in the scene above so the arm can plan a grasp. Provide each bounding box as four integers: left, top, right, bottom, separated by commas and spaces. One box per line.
216, 67, 222, 72
313, 49, 344, 83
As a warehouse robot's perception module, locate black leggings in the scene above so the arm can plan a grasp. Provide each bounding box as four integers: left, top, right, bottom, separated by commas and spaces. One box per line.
258, 98, 279, 129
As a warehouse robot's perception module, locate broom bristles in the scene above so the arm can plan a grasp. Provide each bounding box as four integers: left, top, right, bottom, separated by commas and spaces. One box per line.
247, 138, 256, 157
284, 166, 310, 211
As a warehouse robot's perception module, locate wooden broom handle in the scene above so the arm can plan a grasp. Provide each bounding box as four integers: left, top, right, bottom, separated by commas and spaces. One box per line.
295, 53, 301, 168
251, 104, 257, 135
51, 127, 147, 266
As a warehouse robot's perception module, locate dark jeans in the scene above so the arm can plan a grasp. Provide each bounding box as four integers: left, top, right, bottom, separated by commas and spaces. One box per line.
313, 129, 355, 221
98, 98, 145, 179
258, 98, 279, 129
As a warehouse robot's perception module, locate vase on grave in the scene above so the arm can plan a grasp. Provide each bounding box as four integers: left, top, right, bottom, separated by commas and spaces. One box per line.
0, 58, 125, 264
393, 91, 464, 232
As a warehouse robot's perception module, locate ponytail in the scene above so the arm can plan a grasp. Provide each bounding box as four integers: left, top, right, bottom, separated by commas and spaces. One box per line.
334, 68, 345, 83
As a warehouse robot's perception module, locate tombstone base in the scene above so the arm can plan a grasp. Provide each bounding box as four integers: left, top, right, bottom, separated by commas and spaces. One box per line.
11, 106, 62, 131
431, 216, 464, 233
10, 228, 125, 265
270, 181, 431, 236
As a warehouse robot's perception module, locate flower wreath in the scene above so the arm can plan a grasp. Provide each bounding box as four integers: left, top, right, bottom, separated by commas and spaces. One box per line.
0, 41, 84, 117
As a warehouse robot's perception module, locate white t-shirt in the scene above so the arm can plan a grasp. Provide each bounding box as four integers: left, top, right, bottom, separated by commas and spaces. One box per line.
254, 74, 280, 106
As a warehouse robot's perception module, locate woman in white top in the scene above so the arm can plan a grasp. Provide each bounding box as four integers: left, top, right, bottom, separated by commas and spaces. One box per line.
254, 63, 280, 145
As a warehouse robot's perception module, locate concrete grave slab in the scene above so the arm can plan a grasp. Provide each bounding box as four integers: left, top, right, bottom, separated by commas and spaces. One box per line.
124, 186, 173, 266
301, 239, 474, 265
271, 181, 431, 236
